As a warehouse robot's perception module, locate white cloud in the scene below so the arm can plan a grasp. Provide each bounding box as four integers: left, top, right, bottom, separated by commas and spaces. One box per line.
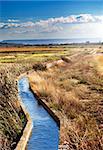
35, 14, 103, 25
0, 14, 103, 40
0, 23, 5, 29
39, 25, 63, 33
1, 14, 103, 30
8, 19, 20, 22
20, 21, 35, 27
0, 22, 20, 29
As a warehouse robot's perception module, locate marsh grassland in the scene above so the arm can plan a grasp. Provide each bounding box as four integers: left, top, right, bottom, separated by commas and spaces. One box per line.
0, 44, 103, 149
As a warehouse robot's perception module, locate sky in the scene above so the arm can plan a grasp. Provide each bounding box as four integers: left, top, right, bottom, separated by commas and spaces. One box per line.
0, 0, 103, 40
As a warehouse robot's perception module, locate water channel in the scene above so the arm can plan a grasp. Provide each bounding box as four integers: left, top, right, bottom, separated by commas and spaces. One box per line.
18, 77, 59, 150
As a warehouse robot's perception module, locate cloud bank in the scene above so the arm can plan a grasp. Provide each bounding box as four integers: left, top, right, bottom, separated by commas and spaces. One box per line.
0, 14, 103, 31
0, 14, 103, 40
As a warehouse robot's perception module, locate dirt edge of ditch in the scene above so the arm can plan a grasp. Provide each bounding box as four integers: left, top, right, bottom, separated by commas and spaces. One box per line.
15, 76, 33, 150
15, 99, 33, 150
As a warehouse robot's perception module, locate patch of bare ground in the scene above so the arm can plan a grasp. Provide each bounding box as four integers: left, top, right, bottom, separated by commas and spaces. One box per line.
29, 52, 103, 150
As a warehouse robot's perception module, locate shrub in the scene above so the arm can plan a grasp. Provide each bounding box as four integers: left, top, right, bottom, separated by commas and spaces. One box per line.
33, 63, 47, 71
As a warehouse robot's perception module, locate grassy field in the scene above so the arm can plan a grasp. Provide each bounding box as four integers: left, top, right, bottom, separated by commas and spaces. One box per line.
0, 44, 103, 149
28, 45, 103, 150
0, 52, 67, 63
0, 44, 102, 63
0, 46, 68, 63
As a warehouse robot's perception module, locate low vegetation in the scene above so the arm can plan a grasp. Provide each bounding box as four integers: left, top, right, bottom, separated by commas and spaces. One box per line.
29, 46, 103, 150
0, 63, 33, 149
0, 44, 103, 149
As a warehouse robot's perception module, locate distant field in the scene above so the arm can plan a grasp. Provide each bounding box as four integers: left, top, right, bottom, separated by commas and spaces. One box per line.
0, 45, 81, 63
0, 44, 103, 63
0, 51, 68, 63
0, 46, 64, 52
0, 44, 103, 53
0, 46, 68, 63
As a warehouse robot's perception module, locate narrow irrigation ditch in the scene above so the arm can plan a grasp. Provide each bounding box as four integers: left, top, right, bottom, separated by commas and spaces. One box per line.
17, 77, 60, 150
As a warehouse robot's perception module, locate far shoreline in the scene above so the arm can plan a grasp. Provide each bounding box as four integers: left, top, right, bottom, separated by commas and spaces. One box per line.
0, 42, 103, 48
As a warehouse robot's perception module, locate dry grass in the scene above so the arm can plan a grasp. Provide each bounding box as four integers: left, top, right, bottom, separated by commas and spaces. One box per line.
0, 63, 34, 149
0, 44, 103, 149
94, 54, 103, 75
29, 49, 103, 150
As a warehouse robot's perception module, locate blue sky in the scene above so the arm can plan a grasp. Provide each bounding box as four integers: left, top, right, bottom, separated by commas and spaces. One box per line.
0, 0, 103, 40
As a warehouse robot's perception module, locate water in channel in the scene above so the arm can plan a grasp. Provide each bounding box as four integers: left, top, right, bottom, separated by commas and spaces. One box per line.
18, 77, 59, 150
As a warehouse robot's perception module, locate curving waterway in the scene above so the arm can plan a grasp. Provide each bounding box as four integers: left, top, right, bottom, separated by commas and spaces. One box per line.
18, 77, 59, 150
